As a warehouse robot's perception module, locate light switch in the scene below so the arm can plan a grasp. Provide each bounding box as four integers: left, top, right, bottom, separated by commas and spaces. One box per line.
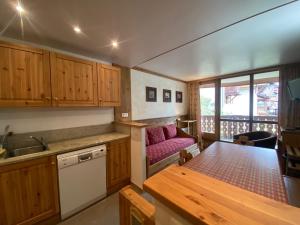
122, 113, 129, 118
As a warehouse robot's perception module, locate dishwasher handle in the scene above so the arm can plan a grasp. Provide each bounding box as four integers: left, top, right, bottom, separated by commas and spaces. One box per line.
78, 152, 93, 163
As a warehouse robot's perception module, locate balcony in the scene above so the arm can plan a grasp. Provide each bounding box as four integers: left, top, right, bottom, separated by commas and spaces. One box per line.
201, 115, 278, 141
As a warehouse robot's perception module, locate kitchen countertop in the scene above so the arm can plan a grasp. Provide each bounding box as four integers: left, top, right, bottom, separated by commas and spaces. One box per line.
115, 121, 149, 128
0, 132, 130, 167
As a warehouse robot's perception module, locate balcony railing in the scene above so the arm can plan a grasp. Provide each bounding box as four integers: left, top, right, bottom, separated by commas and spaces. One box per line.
201, 115, 278, 141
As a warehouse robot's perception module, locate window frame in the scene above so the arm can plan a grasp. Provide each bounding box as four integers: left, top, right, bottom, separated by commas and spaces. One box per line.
199, 68, 279, 142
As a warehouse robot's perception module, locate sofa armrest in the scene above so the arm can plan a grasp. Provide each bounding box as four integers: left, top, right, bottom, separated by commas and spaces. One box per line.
176, 127, 199, 143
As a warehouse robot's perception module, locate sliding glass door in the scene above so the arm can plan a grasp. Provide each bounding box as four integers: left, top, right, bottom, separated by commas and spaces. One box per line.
252, 71, 279, 135
200, 83, 216, 134
199, 70, 279, 142
220, 76, 250, 141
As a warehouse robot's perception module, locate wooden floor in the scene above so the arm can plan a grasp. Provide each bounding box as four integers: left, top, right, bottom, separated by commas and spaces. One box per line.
284, 176, 300, 207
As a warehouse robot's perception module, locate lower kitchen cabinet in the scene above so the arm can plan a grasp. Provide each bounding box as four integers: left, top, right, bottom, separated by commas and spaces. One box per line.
107, 137, 131, 194
0, 156, 60, 225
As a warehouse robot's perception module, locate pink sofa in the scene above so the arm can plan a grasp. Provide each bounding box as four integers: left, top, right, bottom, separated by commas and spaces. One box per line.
146, 124, 197, 166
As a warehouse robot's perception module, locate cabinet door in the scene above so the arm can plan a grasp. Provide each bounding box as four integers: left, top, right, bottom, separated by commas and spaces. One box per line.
50, 53, 98, 106
0, 42, 51, 107
98, 64, 121, 107
0, 156, 59, 225
107, 138, 130, 194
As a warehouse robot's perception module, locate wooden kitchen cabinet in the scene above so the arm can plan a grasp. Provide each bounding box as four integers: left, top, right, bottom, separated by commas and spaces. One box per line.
107, 137, 131, 194
50, 53, 98, 107
0, 156, 60, 225
0, 40, 124, 108
0, 42, 51, 107
97, 64, 121, 107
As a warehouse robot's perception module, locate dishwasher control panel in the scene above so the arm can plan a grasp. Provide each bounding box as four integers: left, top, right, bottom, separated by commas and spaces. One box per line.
57, 145, 106, 169
58, 155, 78, 169
92, 148, 106, 159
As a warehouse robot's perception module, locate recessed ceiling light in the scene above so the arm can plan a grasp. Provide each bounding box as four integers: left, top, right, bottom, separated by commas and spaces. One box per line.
16, 3, 24, 13
73, 26, 81, 33
111, 40, 118, 48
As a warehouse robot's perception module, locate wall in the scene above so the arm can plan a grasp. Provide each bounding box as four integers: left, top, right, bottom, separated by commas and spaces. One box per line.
0, 108, 114, 135
131, 69, 188, 120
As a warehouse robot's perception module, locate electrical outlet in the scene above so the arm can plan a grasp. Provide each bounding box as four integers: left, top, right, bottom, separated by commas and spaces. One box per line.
122, 113, 129, 118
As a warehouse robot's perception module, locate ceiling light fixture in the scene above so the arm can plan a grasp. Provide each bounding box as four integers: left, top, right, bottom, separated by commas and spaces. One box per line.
111, 40, 118, 48
73, 26, 81, 33
16, 3, 24, 13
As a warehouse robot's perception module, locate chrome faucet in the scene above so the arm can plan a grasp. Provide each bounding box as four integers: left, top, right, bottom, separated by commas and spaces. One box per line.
30, 136, 48, 150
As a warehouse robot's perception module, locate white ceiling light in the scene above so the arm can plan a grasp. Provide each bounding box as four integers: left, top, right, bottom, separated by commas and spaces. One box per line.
112, 40, 118, 48
16, 3, 24, 13
73, 26, 81, 33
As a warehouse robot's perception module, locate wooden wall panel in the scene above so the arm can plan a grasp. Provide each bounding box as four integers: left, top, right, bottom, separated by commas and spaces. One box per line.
136, 115, 187, 128
113, 65, 132, 122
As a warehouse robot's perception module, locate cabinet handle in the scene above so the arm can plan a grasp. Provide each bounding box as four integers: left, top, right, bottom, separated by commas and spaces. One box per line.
51, 161, 55, 165
2, 67, 8, 71
54, 97, 58, 100
45, 97, 51, 100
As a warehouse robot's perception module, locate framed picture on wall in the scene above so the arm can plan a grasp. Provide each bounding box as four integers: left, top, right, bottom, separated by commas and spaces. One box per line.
146, 86, 157, 102
163, 89, 172, 102
176, 91, 183, 103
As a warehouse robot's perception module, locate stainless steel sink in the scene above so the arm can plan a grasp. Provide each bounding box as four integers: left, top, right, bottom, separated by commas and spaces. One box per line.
6, 146, 48, 158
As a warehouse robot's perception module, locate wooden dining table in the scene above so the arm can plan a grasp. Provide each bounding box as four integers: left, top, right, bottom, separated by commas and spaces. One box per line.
184, 141, 288, 203
143, 141, 300, 224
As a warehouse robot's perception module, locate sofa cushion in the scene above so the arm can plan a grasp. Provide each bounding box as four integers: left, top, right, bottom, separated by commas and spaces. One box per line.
145, 132, 150, 146
147, 127, 166, 145
163, 124, 177, 139
146, 137, 195, 165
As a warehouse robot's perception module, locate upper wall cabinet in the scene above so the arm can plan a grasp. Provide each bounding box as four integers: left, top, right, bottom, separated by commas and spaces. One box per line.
50, 53, 98, 107
0, 42, 51, 107
98, 64, 121, 107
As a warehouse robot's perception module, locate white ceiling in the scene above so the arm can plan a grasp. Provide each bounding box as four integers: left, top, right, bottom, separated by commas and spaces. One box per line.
140, 1, 300, 81
0, 0, 298, 81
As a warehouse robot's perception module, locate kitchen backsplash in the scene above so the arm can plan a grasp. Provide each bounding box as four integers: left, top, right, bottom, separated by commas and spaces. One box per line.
2, 123, 115, 150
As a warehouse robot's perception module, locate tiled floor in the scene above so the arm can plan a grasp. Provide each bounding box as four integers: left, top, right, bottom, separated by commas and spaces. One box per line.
58, 193, 119, 225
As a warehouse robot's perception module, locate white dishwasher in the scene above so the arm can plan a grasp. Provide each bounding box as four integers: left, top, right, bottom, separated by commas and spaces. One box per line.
57, 145, 107, 220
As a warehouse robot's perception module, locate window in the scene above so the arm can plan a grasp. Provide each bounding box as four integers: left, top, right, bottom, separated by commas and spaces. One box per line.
252, 71, 279, 135
220, 76, 250, 141
200, 83, 215, 133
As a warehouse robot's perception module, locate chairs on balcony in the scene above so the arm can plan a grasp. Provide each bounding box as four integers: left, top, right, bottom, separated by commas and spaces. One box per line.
233, 131, 277, 149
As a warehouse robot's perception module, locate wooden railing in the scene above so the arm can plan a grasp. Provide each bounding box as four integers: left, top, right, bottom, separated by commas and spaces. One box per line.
201, 115, 278, 141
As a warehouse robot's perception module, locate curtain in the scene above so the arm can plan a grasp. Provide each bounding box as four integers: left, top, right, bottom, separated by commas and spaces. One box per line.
279, 63, 300, 128
187, 82, 201, 138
